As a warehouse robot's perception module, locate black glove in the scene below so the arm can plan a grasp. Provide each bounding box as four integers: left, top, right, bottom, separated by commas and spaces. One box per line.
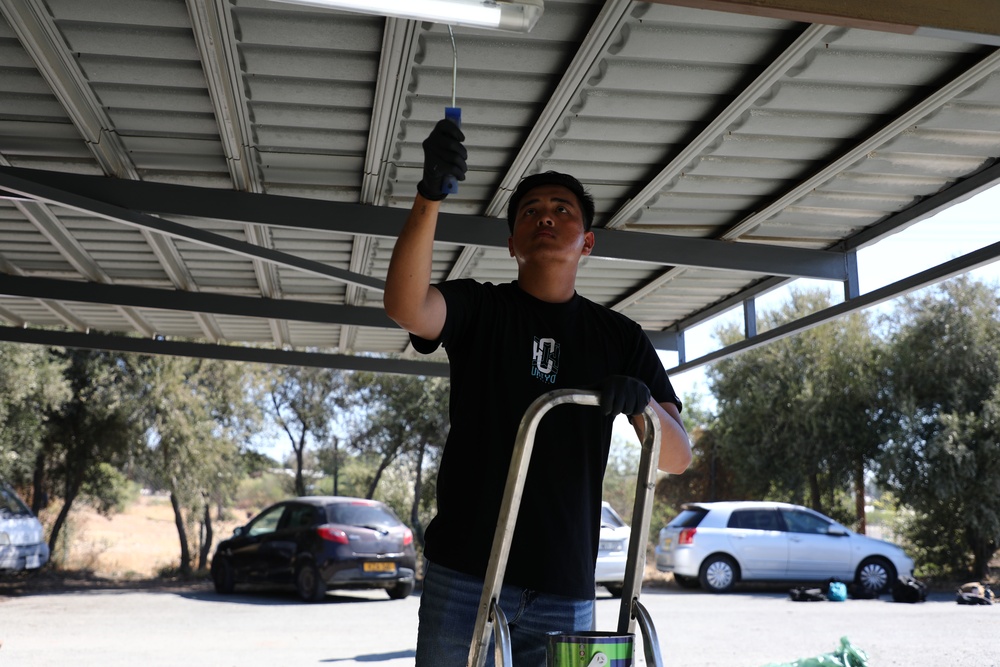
597, 375, 651, 416
417, 118, 467, 201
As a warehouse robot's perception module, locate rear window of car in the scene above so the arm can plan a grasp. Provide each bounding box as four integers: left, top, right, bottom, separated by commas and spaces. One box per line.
667, 508, 708, 528
326, 502, 401, 529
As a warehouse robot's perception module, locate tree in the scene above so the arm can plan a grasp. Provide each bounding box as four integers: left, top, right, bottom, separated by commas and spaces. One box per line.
804, 305, 888, 532
139, 355, 262, 574
603, 431, 639, 523
880, 276, 1000, 577
342, 373, 448, 545
655, 393, 738, 514
266, 366, 345, 496
42, 349, 148, 554
0, 343, 70, 511
706, 288, 885, 526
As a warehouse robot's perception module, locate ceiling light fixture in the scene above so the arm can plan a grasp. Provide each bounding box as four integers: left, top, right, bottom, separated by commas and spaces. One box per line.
270, 0, 544, 33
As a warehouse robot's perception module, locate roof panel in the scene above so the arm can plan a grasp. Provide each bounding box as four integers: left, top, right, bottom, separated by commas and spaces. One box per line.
2, 0, 1000, 373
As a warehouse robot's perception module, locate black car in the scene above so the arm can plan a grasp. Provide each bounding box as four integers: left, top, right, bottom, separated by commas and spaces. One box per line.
211, 496, 417, 602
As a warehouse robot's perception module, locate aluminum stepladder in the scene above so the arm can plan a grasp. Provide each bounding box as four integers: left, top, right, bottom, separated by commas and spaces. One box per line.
467, 388, 666, 667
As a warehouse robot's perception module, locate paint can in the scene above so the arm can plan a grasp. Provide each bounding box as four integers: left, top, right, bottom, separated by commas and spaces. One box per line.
546, 631, 634, 667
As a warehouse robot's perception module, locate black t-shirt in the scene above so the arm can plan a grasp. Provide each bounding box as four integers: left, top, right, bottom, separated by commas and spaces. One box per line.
412, 280, 680, 599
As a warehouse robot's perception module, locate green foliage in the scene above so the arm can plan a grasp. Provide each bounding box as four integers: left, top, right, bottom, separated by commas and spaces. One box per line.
677, 390, 714, 435
41, 349, 152, 551
706, 288, 884, 516
82, 464, 140, 516
341, 373, 448, 543
134, 355, 265, 573
653, 393, 745, 548
240, 449, 279, 476
233, 472, 291, 515
897, 508, 973, 578
603, 432, 639, 524
649, 497, 680, 543
265, 366, 346, 497
0, 343, 71, 490
878, 278, 1000, 577
369, 459, 419, 524
696, 276, 999, 577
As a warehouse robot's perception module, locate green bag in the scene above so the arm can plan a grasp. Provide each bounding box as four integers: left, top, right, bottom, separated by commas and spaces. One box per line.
760, 637, 869, 667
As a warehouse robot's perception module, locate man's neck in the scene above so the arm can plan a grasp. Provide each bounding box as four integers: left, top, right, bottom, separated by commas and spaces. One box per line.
516, 266, 578, 303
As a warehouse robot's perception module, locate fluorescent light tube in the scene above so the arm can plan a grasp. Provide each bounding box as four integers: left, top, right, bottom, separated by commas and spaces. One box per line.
270, 0, 544, 33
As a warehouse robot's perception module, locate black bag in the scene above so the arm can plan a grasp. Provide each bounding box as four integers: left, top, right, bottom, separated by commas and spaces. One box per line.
891, 575, 928, 603
789, 586, 827, 601
848, 582, 880, 599
956, 582, 995, 605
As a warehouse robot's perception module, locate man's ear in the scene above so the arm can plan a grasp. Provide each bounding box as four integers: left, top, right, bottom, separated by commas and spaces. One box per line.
508, 236, 515, 257
581, 231, 595, 256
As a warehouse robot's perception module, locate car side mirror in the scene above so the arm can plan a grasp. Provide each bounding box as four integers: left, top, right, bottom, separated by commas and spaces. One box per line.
233, 526, 246, 537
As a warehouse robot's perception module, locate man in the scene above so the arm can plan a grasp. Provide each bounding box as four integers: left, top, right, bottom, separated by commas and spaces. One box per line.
384, 119, 691, 666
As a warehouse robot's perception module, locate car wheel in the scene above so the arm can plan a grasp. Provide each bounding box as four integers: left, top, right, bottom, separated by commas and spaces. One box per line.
673, 573, 701, 589
387, 580, 414, 600
699, 555, 738, 593
603, 584, 624, 598
295, 561, 327, 602
211, 556, 235, 595
856, 557, 895, 596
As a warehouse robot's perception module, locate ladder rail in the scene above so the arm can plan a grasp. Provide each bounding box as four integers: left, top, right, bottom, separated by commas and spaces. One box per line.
467, 389, 663, 667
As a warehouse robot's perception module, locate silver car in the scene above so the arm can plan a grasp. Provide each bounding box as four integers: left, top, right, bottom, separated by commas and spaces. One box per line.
595, 501, 629, 598
0, 482, 50, 571
655, 501, 914, 595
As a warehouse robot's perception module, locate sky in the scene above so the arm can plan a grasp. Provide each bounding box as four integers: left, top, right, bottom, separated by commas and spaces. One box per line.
661, 183, 1000, 406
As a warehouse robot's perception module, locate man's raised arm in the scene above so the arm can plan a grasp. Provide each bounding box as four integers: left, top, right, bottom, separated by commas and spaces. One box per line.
383, 120, 467, 341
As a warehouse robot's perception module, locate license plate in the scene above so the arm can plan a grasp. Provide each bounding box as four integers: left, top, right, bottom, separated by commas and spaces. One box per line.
25, 554, 41, 569
363, 561, 396, 573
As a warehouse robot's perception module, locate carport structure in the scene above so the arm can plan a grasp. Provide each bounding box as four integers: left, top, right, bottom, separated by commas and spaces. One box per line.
1, 0, 1000, 376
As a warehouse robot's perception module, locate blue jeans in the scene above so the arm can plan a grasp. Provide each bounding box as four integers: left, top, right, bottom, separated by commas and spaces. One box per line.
415, 561, 594, 667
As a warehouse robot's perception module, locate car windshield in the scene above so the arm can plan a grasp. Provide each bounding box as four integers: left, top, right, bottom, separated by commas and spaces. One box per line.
667, 508, 708, 528
0, 484, 32, 518
601, 505, 626, 528
326, 503, 400, 530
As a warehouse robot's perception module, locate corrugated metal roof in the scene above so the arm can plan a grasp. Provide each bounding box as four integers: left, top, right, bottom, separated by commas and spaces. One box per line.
1, 0, 1000, 375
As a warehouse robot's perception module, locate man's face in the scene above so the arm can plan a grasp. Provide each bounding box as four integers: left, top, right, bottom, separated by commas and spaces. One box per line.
507, 185, 595, 265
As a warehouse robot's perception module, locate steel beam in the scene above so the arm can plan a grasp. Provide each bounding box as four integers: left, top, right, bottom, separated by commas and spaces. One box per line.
0, 274, 397, 329
0, 167, 851, 281
0, 168, 386, 292
0, 325, 448, 376
670, 240, 1000, 374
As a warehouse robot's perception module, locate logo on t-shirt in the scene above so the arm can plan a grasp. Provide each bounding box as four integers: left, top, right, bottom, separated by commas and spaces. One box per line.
532, 337, 560, 384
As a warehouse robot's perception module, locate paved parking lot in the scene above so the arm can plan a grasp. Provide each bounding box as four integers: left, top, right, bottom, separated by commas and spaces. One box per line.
1, 581, 998, 666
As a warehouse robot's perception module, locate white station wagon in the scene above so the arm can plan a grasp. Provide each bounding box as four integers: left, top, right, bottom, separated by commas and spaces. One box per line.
655, 501, 914, 595
595, 501, 629, 598
0, 482, 49, 571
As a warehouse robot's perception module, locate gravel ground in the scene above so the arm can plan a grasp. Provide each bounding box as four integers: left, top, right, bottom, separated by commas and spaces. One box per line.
2, 571, 999, 667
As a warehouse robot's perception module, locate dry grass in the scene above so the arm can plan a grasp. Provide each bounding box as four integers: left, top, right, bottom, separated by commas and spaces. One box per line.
39, 495, 242, 579
26, 497, 1000, 593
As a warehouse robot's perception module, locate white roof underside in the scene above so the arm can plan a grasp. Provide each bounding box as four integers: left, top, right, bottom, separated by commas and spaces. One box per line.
2, 0, 1000, 376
